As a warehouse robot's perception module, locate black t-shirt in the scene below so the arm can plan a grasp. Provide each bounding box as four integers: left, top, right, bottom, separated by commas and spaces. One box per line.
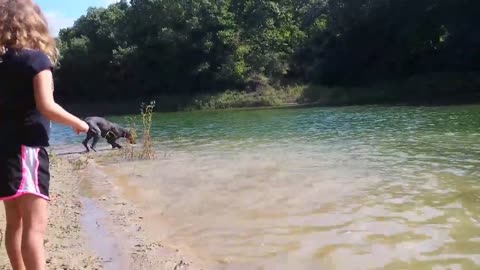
0, 49, 54, 147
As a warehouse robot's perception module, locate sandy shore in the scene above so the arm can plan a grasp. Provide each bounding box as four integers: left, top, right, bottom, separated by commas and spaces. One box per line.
0, 149, 207, 270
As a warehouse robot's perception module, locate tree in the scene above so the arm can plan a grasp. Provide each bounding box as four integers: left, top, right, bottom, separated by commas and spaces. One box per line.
55, 0, 480, 104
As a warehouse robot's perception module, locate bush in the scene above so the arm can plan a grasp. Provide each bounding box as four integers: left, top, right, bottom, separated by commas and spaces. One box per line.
186, 86, 305, 110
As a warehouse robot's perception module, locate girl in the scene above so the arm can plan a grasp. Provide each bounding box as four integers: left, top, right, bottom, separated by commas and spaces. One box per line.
0, 0, 90, 269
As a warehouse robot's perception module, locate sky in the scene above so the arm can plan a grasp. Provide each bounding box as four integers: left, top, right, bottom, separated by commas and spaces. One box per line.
36, 0, 118, 35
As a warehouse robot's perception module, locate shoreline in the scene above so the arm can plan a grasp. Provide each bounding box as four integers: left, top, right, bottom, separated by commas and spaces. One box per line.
0, 148, 208, 270
78, 153, 209, 270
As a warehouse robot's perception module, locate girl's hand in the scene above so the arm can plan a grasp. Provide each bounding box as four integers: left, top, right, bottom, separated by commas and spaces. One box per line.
73, 121, 89, 135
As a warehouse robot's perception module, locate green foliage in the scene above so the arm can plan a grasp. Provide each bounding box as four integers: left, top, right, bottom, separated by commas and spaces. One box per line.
56, 0, 480, 107
188, 86, 304, 110
300, 72, 480, 105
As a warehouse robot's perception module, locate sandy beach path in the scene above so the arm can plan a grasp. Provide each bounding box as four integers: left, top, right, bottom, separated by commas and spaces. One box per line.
0, 148, 207, 270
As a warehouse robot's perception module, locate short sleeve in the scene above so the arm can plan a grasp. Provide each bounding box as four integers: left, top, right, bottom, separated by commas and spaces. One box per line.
28, 51, 54, 77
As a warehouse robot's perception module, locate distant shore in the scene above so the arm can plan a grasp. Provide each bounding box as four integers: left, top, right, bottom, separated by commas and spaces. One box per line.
63, 95, 480, 118
60, 72, 480, 116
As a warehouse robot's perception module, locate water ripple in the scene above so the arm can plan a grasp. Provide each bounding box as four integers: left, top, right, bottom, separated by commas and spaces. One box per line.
52, 105, 480, 269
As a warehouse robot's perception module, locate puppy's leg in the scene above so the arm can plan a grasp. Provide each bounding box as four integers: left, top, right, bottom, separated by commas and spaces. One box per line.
113, 142, 123, 149
107, 137, 122, 149
91, 133, 101, 152
89, 126, 101, 152
82, 132, 93, 152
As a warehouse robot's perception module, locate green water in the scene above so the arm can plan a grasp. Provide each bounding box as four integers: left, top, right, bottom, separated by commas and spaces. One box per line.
53, 105, 480, 269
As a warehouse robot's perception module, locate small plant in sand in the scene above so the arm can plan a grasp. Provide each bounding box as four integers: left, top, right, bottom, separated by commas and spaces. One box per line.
121, 100, 156, 160
140, 100, 156, 159
48, 151, 59, 167
122, 116, 139, 160
70, 157, 89, 170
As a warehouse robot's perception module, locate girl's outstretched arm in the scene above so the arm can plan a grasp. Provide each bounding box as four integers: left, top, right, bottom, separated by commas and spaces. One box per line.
33, 69, 89, 134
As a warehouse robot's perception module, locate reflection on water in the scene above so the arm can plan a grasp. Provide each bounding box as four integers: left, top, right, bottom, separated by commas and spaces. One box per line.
53, 106, 480, 269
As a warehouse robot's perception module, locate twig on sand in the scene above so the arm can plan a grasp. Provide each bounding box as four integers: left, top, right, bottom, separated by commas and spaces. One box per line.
174, 260, 188, 270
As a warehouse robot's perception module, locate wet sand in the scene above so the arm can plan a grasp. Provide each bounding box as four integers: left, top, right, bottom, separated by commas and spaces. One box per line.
0, 146, 207, 270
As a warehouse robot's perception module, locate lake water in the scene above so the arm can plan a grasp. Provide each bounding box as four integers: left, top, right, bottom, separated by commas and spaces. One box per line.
52, 106, 480, 269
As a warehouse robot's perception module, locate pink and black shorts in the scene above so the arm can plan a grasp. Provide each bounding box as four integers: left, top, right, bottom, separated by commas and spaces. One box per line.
0, 145, 50, 201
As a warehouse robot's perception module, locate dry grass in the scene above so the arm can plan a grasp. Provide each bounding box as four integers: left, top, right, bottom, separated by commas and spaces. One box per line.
121, 116, 139, 160
122, 101, 156, 160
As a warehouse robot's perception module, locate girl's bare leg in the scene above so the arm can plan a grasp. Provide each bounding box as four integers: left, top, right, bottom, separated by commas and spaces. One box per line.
19, 195, 48, 270
4, 199, 26, 270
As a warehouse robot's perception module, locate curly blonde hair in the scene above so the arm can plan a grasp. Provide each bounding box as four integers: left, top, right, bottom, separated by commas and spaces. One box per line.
0, 0, 58, 64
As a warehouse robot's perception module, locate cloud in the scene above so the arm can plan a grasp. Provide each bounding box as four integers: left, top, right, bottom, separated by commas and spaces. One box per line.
44, 11, 75, 36
103, 0, 119, 5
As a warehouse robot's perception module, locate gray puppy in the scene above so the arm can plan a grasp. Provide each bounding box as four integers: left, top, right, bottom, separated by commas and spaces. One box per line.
82, 116, 134, 152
